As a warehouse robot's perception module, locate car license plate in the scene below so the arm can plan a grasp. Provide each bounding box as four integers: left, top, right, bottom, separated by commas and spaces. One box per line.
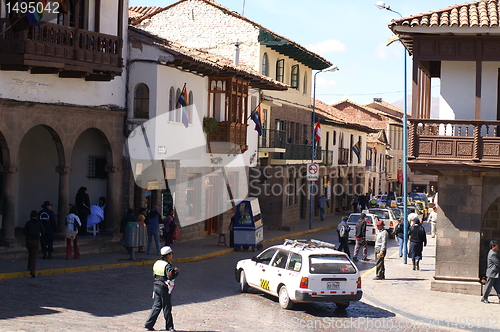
327, 282, 340, 290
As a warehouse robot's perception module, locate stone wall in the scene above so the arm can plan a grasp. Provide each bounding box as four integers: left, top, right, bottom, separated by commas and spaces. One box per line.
137, 0, 261, 68
431, 170, 482, 294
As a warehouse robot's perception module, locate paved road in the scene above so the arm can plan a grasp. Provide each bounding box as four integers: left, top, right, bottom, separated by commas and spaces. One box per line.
0, 228, 458, 332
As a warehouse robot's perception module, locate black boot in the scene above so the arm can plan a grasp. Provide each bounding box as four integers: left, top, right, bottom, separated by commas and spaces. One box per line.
43, 253, 47, 259
412, 259, 416, 270
416, 259, 420, 270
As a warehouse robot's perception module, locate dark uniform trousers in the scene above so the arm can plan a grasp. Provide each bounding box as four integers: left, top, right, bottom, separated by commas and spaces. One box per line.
145, 283, 174, 330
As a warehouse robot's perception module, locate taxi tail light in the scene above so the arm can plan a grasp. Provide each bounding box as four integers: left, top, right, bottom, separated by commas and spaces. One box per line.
357, 277, 362, 289
390, 221, 394, 227
299, 277, 309, 289
372, 229, 376, 235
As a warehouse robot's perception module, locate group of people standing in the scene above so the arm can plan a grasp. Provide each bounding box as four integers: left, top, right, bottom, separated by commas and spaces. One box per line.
121, 207, 178, 256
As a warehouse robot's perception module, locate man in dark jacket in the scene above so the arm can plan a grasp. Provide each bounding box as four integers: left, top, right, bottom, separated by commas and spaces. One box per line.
353, 213, 368, 261
39, 201, 57, 259
336, 216, 351, 257
481, 240, 500, 303
24, 210, 45, 277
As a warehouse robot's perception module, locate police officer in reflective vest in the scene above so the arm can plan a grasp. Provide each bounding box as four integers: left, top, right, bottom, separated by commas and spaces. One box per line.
144, 246, 180, 332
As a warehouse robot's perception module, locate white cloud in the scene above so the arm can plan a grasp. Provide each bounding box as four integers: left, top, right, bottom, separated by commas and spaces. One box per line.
316, 76, 338, 88
375, 42, 401, 59
306, 39, 346, 54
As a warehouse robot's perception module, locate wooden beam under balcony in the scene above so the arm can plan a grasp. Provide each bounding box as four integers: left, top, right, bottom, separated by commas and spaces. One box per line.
30, 67, 60, 75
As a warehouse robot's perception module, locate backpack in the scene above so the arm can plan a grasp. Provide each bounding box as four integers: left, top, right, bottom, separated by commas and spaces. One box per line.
339, 224, 348, 238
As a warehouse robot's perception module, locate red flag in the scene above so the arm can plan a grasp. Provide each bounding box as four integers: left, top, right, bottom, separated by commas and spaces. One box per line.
314, 120, 321, 143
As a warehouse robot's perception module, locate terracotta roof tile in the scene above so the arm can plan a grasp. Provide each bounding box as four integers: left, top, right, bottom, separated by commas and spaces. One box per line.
390, 0, 500, 29
128, 27, 288, 91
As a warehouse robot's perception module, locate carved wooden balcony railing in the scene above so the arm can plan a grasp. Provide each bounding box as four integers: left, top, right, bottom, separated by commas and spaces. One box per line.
0, 20, 123, 81
207, 121, 248, 153
408, 119, 500, 168
323, 149, 333, 166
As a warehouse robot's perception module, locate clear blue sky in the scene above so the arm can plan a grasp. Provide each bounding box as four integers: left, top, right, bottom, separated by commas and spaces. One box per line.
129, 0, 457, 106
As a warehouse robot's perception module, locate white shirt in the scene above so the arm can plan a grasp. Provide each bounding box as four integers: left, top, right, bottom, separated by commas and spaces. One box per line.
66, 213, 82, 233
375, 228, 388, 252
428, 211, 437, 223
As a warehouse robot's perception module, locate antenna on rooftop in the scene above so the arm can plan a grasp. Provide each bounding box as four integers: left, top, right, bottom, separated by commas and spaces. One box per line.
242, 0, 246, 16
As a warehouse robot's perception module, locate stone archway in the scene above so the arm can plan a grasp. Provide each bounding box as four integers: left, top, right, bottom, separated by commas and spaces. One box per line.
480, 197, 500, 276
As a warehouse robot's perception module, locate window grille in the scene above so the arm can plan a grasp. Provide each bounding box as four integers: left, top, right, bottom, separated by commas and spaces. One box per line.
88, 155, 107, 179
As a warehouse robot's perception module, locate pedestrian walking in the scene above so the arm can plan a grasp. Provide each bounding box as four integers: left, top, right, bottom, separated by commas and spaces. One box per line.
163, 209, 177, 246
65, 206, 82, 259
146, 206, 163, 255
317, 195, 329, 221
137, 208, 147, 253
427, 207, 437, 238
336, 216, 350, 257
144, 246, 180, 332
373, 220, 388, 280
24, 210, 45, 278
394, 219, 408, 257
75, 187, 90, 236
408, 217, 427, 270
481, 240, 500, 304
38, 201, 57, 259
352, 213, 368, 261
351, 195, 359, 213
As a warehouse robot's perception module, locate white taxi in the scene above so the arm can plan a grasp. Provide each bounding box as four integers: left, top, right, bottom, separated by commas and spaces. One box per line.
235, 239, 362, 310
347, 213, 379, 243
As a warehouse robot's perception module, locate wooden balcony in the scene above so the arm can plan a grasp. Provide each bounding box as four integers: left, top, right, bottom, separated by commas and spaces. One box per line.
207, 121, 248, 154
338, 147, 349, 165
408, 119, 500, 173
0, 20, 123, 81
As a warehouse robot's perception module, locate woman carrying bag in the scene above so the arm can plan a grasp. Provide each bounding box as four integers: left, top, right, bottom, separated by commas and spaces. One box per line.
66, 206, 82, 259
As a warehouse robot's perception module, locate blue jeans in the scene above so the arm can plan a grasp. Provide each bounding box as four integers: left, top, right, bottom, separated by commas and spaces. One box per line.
147, 229, 161, 255
397, 237, 405, 257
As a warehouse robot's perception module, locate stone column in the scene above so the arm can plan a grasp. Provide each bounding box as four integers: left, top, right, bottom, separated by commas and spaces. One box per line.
1, 166, 18, 245
105, 166, 120, 232
56, 166, 71, 233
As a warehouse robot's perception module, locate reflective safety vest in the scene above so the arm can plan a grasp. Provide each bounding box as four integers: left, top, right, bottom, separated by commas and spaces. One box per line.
152, 260, 168, 276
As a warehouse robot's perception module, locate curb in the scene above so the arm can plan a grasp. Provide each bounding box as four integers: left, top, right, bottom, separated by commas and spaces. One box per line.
0, 224, 337, 280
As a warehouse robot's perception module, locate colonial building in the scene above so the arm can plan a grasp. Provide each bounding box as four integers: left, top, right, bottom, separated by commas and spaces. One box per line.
0, 0, 128, 244
125, 25, 286, 239
389, 0, 500, 294
130, 0, 333, 229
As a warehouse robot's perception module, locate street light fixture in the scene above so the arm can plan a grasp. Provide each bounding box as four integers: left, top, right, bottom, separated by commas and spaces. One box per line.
309, 65, 339, 230
376, 2, 410, 264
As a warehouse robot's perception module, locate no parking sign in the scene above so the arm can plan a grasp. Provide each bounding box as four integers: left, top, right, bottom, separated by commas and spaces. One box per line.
307, 163, 319, 181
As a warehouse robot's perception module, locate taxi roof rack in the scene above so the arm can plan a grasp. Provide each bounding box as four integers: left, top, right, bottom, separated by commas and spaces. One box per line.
283, 239, 336, 250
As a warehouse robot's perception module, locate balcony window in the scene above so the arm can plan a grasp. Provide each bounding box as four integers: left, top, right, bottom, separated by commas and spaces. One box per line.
276, 59, 284, 82
291, 65, 299, 90
208, 77, 248, 124
262, 52, 269, 76
134, 83, 149, 119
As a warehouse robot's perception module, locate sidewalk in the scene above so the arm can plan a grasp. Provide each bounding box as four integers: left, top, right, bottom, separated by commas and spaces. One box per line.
361, 236, 500, 332
0, 214, 340, 279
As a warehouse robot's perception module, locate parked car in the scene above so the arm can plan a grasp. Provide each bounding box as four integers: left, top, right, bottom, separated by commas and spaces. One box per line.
346, 213, 379, 243
367, 208, 397, 238
396, 196, 413, 206
399, 205, 423, 222
235, 239, 362, 310
413, 200, 428, 220
375, 195, 387, 208
391, 207, 403, 221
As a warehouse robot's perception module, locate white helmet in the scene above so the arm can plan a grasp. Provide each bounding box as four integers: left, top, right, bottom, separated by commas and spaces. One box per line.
160, 246, 173, 255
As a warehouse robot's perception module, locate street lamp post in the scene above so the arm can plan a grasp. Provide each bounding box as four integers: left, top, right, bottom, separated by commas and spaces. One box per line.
310, 65, 339, 229
376, 2, 409, 264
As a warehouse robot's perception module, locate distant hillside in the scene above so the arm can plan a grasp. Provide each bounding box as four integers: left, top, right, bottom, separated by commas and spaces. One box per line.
392, 96, 440, 118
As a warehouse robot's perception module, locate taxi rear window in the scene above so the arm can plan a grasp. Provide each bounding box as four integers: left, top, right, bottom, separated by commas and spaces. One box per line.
308, 255, 357, 274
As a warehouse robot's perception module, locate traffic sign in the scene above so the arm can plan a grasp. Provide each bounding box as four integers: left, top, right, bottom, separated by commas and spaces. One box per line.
307, 163, 319, 181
